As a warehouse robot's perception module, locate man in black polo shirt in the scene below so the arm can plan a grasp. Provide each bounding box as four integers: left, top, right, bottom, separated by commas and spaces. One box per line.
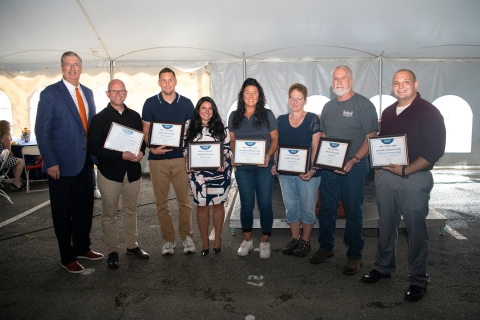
88, 79, 149, 268
142, 68, 195, 255
361, 69, 446, 302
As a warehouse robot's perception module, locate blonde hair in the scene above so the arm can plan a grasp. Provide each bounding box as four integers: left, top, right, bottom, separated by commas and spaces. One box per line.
0, 120, 11, 138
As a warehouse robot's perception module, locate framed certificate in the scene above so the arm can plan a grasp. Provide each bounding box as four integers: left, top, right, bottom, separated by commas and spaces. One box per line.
234, 139, 266, 165
276, 145, 311, 175
188, 141, 223, 170
368, 135, 409, 168
313, 137, 352, 171
104, 122, 144, 155
148, 120, 185, 151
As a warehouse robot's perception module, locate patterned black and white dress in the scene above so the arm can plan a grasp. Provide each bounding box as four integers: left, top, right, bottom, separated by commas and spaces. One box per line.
0, 134, 17, 169
184, 120, 232, 206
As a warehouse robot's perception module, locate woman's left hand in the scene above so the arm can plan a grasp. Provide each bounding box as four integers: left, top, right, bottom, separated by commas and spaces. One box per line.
299, 169, 315, 181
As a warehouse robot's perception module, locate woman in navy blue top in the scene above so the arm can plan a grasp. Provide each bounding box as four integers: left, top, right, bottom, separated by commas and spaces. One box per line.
271, 83, 321, 257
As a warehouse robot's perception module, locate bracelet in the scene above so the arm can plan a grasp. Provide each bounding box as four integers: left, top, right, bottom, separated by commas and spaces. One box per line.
402, 166, 409, 179
352, 155, 360, 163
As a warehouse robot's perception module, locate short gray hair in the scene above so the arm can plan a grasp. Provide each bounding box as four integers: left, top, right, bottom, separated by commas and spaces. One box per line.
331, 65, 353, 80
61, 51, 82, 65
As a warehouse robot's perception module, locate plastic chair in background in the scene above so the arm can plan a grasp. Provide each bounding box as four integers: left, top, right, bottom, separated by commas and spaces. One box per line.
21, 146, 48, 193
0, 149, 13, 204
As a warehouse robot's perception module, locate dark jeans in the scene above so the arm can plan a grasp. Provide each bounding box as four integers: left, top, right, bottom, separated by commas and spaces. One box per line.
318, 157, 369, 259
235, 161, 274, 235
48, 157, 94, 265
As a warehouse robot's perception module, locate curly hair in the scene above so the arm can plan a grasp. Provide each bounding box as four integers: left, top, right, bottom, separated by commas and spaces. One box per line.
231, 78, 269, 130
186, 97, 226, 141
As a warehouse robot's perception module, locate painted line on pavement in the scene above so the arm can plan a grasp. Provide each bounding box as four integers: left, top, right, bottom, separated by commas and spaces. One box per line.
445, 225, 467, 240
0, 200, 50, 229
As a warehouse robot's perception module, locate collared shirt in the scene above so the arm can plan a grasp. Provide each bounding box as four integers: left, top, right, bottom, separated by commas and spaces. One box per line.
88, 104, 146, 183
62, 78, 89, 118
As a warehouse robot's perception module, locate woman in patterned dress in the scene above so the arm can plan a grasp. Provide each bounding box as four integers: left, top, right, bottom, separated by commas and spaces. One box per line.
0, 120, 25, 191
184, 97, 232, 256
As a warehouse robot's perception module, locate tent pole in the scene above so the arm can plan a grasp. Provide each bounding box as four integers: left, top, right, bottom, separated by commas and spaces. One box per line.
242, 53, 246, 81
378, 52, 383, 116
109, 60, 114, 81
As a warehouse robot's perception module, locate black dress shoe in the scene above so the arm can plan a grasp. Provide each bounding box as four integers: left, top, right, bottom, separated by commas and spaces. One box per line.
404, 285, 427, 302
213, 247, 221, 255
126, 247, 150, 259
201, 249, 209, 256
107, 252, 119, 268
361, 269, 391, 284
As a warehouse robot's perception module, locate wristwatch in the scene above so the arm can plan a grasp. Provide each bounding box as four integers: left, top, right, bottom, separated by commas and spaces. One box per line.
402, 166, 409, 179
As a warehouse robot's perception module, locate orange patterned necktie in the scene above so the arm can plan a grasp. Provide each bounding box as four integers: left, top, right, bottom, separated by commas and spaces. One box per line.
75, 87, 88, 134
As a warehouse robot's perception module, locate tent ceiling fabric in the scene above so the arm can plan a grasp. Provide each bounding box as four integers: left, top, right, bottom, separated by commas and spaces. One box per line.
1, 0, 479, 66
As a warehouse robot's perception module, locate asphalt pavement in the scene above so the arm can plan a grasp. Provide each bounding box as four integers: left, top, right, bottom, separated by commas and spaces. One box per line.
0, 170, 479, 320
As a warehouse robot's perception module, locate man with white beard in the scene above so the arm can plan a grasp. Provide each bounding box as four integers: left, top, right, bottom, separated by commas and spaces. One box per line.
309, 65, 379, 276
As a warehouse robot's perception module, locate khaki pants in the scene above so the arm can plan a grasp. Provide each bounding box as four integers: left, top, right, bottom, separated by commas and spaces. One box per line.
97, 171, 141, 253
148, 158, 192, 242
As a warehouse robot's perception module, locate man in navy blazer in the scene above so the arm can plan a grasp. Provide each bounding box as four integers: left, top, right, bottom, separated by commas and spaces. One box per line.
36, 51, 104, 273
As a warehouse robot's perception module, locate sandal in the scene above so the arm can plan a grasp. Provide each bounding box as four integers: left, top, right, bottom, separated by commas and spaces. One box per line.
10, 183, 25, 192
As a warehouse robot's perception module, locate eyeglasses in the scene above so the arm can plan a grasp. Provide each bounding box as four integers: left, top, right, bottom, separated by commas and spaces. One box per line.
289, 97, 304, 102
63, 63, 81, 68
108, 90, 127, 94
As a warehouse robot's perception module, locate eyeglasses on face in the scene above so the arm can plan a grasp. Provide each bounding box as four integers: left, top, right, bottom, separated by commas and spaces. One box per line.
63, 63, 81, 68
108, 90, 127, 94
289, 97, 304, 102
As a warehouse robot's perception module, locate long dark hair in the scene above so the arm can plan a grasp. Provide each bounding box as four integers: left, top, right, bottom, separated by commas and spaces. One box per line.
232, 78, 269, 130
186, 97, 226, 141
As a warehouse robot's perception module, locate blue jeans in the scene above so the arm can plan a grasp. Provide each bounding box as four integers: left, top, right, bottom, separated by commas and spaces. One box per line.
318, 157, 369, 259
278, 175, 320, 224
235, 161, 274, 235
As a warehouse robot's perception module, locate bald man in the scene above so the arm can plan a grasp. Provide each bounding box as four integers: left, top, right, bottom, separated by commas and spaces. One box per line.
88, 79, 149, 268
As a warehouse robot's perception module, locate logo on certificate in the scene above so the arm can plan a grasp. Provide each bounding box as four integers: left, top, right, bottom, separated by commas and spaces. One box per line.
329, 143, 340, 148
381, 138, 394, 144
244, 142, 256, 146
122, 128, 133, 135
162, 124, 173, 129
288, 150, 298, 154
200, 145, 211, 150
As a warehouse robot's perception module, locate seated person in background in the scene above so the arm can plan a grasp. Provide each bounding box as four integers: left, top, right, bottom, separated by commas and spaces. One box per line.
0, 120, 25, 191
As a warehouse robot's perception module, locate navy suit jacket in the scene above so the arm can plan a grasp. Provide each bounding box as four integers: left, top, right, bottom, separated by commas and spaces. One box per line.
35, 80, 96, 176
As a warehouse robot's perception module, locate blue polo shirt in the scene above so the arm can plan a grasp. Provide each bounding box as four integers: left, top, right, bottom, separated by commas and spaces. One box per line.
142, 92, 194, 160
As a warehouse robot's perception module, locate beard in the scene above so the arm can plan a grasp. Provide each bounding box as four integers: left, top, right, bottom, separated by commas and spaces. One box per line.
333, 86, 351, 97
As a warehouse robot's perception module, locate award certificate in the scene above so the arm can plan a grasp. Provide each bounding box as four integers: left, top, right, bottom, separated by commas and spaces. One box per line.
314, 138, 352, 171
104, 122, 144, 155
368, 135, 408, 168
234, 139, 266, 165
188, 141, 222, 170
148, 121, 185, 151
277, 145, 310, 175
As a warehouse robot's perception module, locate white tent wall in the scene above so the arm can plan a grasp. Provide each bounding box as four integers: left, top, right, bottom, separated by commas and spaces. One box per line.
210, 60, 480, 166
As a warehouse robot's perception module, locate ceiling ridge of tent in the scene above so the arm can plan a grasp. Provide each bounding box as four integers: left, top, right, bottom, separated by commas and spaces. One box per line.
385, 44, 480, 58
247, 45, 378, 59
113, 47, 242, 60
76, 0, 111, 60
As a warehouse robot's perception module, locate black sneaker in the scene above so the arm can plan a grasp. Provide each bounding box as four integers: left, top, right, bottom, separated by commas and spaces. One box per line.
293, 239, 311, 257
282, 238, 299, 255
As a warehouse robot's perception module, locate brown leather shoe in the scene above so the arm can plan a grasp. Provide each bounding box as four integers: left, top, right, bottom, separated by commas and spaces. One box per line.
342, 258, 362, 275
78, 250, 104, 260
62, 261, 85, 273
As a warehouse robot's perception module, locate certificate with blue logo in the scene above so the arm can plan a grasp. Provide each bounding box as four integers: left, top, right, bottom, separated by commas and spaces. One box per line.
234, 139, 266, 165
104, 122, 145, 155
277, 145, 311, 175
188, 141, 222, 170
148, 120, 185, 151
314, 138, 352, 171
368, 135, 408, 168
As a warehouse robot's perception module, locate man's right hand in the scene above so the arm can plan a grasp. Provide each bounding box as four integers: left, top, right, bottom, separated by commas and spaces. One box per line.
149, 145, 173, 155
47, 165, 60, 179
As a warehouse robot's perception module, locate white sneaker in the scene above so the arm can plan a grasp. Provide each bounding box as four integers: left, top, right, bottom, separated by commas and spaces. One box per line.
94, 189, 102, 199
162, 242, 175, 255
183, 235, 196, 253
237, 240, 253, 256
259, 242, 271, 259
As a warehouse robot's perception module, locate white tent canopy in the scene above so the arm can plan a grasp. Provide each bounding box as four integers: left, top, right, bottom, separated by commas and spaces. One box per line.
1, 0, 480, 166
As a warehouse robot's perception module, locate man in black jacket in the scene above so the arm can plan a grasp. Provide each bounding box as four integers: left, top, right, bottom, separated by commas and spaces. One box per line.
88, 79, 149, 268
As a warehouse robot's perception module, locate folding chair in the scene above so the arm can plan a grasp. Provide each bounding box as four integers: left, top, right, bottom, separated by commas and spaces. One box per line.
22, 146, 48, 193
0, 149, 13, 204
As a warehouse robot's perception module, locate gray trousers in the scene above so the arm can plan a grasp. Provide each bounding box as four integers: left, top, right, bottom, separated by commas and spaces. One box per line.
374, 170, 433, 288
